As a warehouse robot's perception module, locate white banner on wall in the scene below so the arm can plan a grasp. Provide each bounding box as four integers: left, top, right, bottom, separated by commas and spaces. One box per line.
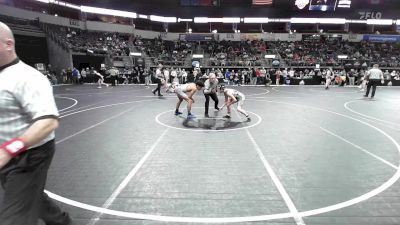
343, 34, 364, 42
240, 33, 262, 41
219, 33, 240, 41
264, 33, 276, 41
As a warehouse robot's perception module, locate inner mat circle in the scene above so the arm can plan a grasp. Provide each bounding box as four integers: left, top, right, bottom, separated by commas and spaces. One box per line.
155, 108, 262, 132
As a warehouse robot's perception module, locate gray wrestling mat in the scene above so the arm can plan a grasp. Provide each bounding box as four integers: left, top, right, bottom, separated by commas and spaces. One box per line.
2, 84, 400, 225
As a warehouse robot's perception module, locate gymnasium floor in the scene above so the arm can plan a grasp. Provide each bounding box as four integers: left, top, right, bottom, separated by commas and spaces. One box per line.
3, 84, 400, 225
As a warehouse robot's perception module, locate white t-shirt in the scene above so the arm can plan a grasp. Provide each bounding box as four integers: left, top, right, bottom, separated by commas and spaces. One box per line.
171, 70, 177, 77
289, 70, 295, 77
164, 69, 170, 76
156, 68, 163, 79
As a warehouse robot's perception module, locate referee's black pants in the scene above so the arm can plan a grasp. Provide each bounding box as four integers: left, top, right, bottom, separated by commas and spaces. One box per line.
111, 76, 117, 86
365, 79, 379, 98
153, 78, 162, 95
204, 92, 219, 115
0, 140, 70, 225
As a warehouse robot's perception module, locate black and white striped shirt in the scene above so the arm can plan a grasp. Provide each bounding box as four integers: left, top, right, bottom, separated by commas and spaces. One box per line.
0, 59, 59, 148
203, 79, 219, 94
367, 68, 384, 80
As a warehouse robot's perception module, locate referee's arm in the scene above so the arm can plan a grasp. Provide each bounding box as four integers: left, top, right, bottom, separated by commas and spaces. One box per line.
20, 118, 59, 150
0, 118, 58, 168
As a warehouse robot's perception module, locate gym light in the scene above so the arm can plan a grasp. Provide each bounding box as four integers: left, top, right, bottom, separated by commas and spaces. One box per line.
64, 3, 80, 10
366, 19, 394, 25
346, 20, 367, 24
338, 55, 348, 59
150, 15, 177, 23
243, 17, 269, 23
81, 6, 137, 18
338, 0, 351, 7
34, 0, 49, 3
194, 17, 240, 23
290, 18, 346, 24
178, 18, 193, 22
192, 54, 204, 59
265, 54, 276, 59
130, 52, 142, 56
269, 18, 291, 23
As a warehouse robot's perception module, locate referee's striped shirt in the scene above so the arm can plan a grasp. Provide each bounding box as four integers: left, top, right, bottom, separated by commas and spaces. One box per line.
0, 58, 59, 148
203, 79, 219, 94
367, 68, 384, 80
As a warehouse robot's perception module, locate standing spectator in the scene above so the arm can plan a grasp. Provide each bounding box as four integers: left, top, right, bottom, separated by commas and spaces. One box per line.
72, 67, 80, 84
282, 68, 288, 84
50, 72, 58, 85
137, 67, 143, 84
61, 69, 67, 84
176, 68, 182, 84
359, 70, 367, 91
0, 22, 72, 225
152, 64, 164, 96
181, 68, 187, 84
81, 68, 87, 83
364, 64, 384, 99
242, 69, 249, 85
109, 67, 119, 86
275, 69, 282, 85
325, 68, 333, 90
250, 68, 256, 85
390, 70, 397, 80
289, 68, 295, 78
356, 69, 364, 86
143, 68, 151, 88
66, 67, 72, 84
170, 67, 178, 83
47, 64, 55, 77
255, 68, 261, 85
384, 70, 390, 81
163, 67, 170, 84
224, 69, 231, 85
260, 67, 267, 85
132, 67, 138, 84
348, 69, 355, 86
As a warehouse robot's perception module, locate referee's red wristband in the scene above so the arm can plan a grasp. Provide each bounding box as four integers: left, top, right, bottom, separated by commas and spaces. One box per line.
1, 138, 27, 157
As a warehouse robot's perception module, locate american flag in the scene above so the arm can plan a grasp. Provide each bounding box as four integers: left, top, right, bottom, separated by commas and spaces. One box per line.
252, 0, 273, 5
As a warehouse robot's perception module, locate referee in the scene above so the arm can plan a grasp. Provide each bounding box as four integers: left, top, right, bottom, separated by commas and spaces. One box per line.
203, 73, 220, 117
152, 64, 164, 96
0, 22, 71, 225
364, 64, 384, 99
